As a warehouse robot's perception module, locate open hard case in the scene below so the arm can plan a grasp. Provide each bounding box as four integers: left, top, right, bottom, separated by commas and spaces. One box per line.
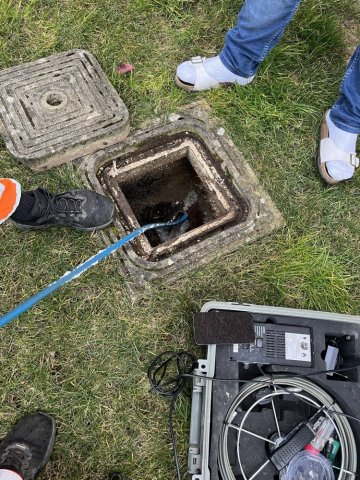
188, 302, 360, 480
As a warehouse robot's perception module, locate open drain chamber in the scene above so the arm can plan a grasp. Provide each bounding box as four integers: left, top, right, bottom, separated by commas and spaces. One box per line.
79, 103, 283, 290
101, 133, 243, 260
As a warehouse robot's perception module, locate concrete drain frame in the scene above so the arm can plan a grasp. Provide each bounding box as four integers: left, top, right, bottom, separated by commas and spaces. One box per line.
102, 134, 244, 261
78, 102, 283, 292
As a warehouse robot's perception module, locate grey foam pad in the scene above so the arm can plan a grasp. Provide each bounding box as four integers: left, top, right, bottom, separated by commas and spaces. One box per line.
193, 311, 255, 345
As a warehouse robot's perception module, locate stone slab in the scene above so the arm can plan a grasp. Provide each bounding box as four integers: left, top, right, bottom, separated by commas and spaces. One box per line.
0, 49, 129, 171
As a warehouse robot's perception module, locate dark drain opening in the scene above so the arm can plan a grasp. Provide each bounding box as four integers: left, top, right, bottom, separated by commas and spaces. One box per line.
99, 133, 246, 260
119, 156, 219, 247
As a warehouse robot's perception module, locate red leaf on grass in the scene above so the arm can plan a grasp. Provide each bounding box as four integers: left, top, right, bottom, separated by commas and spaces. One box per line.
116, 63, 134, 75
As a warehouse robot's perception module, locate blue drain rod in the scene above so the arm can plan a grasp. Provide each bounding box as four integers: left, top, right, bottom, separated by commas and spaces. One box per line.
0, 214, 189, 329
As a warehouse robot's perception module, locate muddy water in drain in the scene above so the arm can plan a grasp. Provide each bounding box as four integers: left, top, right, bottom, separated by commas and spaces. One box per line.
119, 156, 218, 247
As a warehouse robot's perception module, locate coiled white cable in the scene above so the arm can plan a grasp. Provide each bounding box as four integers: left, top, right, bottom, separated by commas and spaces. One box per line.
218, 376, 357, 480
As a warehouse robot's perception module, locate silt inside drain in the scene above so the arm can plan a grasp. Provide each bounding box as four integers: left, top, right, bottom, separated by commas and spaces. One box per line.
99, 133, 244, 260
118, 155, 220, 247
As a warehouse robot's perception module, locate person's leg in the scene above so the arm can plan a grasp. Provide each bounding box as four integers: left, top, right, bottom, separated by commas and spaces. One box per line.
0, 178, 115, 230
220, 0, 301, 78
10, 187, 114, 231
330, 45, 360, 133
0, 413, 55, 480
0, 179, 21, 225
318, 45, 360, 182
9, 192, 36, 222
176, 0, 300, 90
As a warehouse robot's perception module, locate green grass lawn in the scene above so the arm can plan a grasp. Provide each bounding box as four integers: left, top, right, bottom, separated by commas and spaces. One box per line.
0, 0, 360, 478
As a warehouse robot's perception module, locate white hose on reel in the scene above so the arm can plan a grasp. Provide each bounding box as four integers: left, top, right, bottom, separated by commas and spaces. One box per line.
218, 376, 357, 480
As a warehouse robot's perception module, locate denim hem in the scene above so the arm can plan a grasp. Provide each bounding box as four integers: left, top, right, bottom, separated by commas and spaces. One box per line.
330, 109, 360, 134
219, 51, 255, 78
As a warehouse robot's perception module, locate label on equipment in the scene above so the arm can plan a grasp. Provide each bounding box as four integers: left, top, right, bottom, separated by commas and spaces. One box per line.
233, 344, 239, 353
285, 333, 311, 362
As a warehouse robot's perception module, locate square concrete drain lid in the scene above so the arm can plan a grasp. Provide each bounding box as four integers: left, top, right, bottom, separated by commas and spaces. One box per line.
0, 49, 129, 171
78, 102, 284, 293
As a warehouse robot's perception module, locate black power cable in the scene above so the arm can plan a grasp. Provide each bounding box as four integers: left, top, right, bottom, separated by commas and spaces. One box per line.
147, 351, 197, 480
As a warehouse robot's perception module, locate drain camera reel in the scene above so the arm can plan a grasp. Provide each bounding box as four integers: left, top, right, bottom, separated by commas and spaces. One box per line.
218, 376, 357, 480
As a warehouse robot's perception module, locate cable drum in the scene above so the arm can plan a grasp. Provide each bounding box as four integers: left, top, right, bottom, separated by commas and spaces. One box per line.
218, 376, 357, 480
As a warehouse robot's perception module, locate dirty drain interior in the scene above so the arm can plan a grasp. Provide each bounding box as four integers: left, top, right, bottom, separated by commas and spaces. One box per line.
98, 134, 248, 259
119, 155, 219, 247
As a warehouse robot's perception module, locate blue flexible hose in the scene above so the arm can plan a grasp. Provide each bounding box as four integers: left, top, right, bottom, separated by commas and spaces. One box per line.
0, 214, 188, 328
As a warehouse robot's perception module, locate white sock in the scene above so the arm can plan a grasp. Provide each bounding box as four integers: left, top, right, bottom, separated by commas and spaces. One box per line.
0, 470, 23, 480
326, 111, 358, 181
177, 56, 254, 86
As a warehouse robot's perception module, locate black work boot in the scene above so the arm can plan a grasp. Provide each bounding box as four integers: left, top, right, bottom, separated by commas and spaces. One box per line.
0, 413, 56, 480
12, 188, 114, 231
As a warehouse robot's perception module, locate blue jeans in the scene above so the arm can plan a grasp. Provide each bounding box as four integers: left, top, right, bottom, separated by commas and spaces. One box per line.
220, 0, 360, 133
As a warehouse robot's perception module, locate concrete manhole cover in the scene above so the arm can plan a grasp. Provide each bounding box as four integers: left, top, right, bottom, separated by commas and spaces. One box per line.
0, 49, 129, 171
78, 103, 284, 293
